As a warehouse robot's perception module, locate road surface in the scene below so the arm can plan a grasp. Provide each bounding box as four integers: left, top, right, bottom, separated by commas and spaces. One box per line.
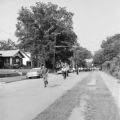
0, 71, 120, 120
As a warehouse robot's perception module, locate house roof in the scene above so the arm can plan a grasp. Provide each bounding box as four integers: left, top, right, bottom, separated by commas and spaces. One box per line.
19, 50, 31, 59
0, 50, 23, 57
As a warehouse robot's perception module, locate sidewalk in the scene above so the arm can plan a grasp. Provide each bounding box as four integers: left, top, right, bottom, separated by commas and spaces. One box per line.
0, 72, 88, 120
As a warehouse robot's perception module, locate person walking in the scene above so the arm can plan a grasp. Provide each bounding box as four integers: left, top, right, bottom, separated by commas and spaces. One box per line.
41, 64, 48, 87
75, 65, 79, 75
66, 64, 69, 77
61, 64, 67, 79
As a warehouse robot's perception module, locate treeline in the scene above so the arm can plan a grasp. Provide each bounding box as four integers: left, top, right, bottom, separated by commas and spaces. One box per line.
0, 39, 17, 50
93, 34, 120, 79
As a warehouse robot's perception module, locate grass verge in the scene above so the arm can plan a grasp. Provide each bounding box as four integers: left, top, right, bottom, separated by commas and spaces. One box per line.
85, 74, 120, 120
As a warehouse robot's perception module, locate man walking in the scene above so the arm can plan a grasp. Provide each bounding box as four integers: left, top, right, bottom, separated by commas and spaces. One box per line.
61, 64, 67, 79
41, 64, 48, 87
75, 65, 79, 75
66, 63, 69, 77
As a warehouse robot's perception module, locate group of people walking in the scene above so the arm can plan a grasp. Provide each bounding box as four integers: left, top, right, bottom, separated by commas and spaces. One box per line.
41, 63, 79, 88
61, 63, 69, 79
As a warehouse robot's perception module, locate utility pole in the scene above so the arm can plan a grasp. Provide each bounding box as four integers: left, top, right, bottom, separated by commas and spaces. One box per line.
70, 43, 78, 68
53, 35, 56, 72
51, 33, 71, 72
43, 31, 75, 72
53, 41, 78, 72
52, 32, 61, 72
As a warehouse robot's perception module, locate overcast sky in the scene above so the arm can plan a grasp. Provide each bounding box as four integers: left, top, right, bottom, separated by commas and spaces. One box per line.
0, 0, 120, 53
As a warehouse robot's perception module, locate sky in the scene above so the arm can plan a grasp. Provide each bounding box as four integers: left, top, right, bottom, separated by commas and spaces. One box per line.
0, 0, 120, 53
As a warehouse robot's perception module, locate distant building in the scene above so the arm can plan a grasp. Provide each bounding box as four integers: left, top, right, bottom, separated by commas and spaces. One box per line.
85, 58, 93, 67
0, 50, 31, 68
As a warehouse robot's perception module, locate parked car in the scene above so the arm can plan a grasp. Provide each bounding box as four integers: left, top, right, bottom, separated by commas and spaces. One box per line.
57, 69, 62, 74
68, 68, 75, 73
79, 67, 83, 72
26, 68, 42, 79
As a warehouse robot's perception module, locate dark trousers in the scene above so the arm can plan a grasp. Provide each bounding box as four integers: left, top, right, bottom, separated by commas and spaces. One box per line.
62, 71, 67, 79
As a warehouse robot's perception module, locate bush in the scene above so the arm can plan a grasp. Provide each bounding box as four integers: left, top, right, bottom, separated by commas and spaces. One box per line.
102, 55, 120, 79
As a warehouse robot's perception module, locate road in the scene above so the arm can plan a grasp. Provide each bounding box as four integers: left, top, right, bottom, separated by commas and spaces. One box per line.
0, 71, 120, 120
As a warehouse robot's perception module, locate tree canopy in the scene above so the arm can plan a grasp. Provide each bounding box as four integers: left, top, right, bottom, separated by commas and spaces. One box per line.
101, 34, 120, 61
15, 2, 77, 67
0, 39, 17, 50
71, 43, 92, 67
93, 34, 120, 67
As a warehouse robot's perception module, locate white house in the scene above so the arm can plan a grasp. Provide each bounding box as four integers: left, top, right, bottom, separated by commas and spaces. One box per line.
0, 49, 31, 68
0, 50, 24, 68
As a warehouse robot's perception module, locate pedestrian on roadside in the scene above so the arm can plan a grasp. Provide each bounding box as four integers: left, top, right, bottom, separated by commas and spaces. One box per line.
66, 64, 69, 77
41, 64, 48, 87
61, 64, 67, 79
75, 65, 79, 75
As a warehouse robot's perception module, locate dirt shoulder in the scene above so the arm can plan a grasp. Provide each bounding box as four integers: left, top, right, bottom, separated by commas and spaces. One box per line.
99, 71, 120, 111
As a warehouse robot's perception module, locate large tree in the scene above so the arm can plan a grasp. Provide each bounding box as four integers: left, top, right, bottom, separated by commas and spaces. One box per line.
93, 49, 104, 67
15, 2, 77, 67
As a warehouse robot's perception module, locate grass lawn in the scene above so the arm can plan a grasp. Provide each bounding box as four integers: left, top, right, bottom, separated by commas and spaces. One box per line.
0, 75, 27, 83
0, 68, 53, 83
0, 69, 31, 78
0, 69, 31, 74
0, 69, 31, 82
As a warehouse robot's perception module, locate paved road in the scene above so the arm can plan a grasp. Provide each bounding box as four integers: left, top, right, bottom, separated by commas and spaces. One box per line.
0, 71, 120, 120
0, 72, 88, 120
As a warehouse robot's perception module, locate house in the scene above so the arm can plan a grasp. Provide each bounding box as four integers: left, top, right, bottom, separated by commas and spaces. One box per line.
0, 50, 31, 68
